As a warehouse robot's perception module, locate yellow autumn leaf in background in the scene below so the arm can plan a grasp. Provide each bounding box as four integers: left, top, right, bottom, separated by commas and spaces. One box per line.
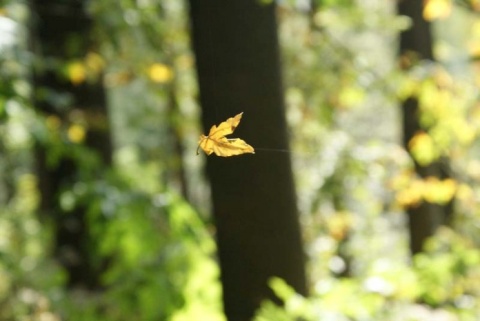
338, 86, 365, 109
197, 112, 255, 157
423, 0, 452, 21
68, 124, 86, 143
423, 177, 457, 204
408, 131, 439, 166
326, 211, 352, 241
148, 63, 173, 83
396, 179, 425, 207
67, 61, 87, 85
394, 175, 458, 207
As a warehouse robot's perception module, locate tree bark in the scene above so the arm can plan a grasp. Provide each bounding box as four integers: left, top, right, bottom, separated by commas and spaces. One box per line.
31, 0, 112, 289
398, 0, 450, 254
188, 1, 307, 320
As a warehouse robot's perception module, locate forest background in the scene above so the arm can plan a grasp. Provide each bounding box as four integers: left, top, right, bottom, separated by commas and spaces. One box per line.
2, 0, 480, 320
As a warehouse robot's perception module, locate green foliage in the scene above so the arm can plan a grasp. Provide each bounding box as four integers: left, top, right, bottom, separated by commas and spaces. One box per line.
1, 1, 222, 320
51, 159, 224, 321
0, 173, 63, 321
255, 228, 480, 320
1, 116, 223, 321
415, 228, 480, 308
0, 2, 62, 319
264, 1, 480, 320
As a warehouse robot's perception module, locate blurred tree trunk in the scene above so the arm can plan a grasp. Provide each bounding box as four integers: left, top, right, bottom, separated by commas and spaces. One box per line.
398, 0, 451, 255
167, 79, 189, 200
188, 1, 307, 320
31, 0, 112, 289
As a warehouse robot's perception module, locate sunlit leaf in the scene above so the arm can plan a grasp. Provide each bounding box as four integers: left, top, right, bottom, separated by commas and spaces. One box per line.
395, 176, 457, 207
408, 131, 439, 166
66, 61, 87, 85
423, 0, 452, 21
268, 277, 296, 301
326, 211, 352, 241
197, 112, 255, 157
422, 177, 457, 204
338, 86, 365, 108
67, 124, 86, 143
395, 179, 424, 207
148, 63, 174, 83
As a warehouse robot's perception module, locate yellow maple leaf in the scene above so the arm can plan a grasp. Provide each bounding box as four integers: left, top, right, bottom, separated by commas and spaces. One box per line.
197, 112, 255, 157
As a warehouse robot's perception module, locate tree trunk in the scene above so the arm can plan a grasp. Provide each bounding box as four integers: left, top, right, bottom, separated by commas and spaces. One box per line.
188, 1, 307, 320
31, 0, 112, 289
167, 79, 189, 201
398, 0, 450, 254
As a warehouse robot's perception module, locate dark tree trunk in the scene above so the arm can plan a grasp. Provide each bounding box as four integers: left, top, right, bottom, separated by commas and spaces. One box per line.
398, 0, 450, 254
31, 0, 112, 289
188, 1, 307, 320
